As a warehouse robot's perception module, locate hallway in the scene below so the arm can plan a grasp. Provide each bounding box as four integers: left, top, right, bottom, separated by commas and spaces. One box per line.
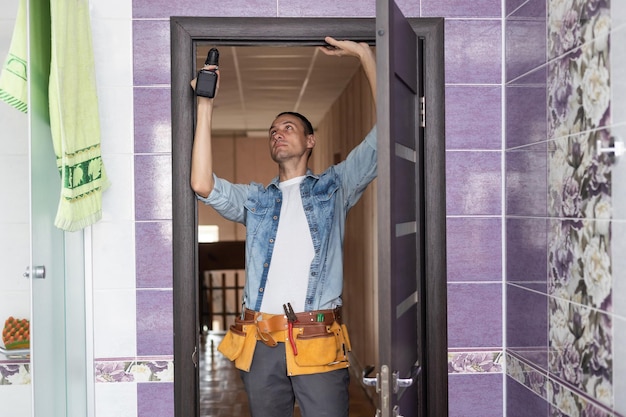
199, 334, 377, 417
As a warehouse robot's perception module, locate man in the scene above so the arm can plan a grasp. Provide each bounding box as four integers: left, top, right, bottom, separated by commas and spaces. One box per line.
190, 36, 376, 417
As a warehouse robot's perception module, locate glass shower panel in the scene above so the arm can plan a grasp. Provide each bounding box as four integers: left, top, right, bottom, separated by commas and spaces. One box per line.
28, 0, 68, 415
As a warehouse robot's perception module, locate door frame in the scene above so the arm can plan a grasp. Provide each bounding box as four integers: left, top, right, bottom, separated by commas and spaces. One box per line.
170, 16, 446, 417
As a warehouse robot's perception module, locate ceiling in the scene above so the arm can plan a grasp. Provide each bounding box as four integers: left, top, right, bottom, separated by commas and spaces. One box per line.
196, 44, 362, 136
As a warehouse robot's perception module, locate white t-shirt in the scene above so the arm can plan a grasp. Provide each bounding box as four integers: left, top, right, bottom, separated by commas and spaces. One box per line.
259, 176, 314, 314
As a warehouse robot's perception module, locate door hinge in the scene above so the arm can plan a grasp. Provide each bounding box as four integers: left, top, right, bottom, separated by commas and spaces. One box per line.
419, 96, 426, 128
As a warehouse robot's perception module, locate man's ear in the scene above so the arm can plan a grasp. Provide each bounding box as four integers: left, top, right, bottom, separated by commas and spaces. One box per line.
307, 134, 316, 149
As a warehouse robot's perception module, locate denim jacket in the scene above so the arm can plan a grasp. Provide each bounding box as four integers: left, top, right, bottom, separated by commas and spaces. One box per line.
198, 127, 377, 312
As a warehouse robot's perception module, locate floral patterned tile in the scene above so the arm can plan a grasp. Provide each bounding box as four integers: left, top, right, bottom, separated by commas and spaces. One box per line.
0, 363, 30, 385
95, 358, 174, 383
548, 377, 613, 417
548, 0, 610, 61
548, 46, 610, 141
507, 352, 616, 416
548, 219, 612, 309
448, 350, 503, 374
547, 129, 613, 220
548, 298, 613, 409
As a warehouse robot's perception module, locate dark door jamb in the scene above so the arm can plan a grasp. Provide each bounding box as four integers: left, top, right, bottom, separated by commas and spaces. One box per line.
170, 16, 446, 417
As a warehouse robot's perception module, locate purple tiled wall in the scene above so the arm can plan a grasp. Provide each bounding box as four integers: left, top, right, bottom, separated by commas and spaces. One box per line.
445, 86, 501, 150
130, 1, 508, 416
447, 217, 502, 282
449, 373, 504, 417
505, 0, 615, 415
138, 382, 174, 417
506, 376, 549, 417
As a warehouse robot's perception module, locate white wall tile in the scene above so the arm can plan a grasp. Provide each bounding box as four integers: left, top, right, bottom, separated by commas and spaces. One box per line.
92, 220, 135, 289
98, 154, 134, 221
95, 382, 138, 417
91, 18, 133, 87
0, 0, 19, 19
612, 26, 626, 126
90, 0, 132, 20
98, 85, 134, 155
0, 109, 28, 156
0, 385, 32, 417
0, 290, 30, 326
0, 223, 29, 290
93, 289, 136, 358
614, 220, 626, 317
613, 0, 626, 30
0, 155, 29, 223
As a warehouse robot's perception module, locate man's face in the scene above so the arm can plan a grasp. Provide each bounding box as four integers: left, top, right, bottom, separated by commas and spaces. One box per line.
268, 114, 315, 163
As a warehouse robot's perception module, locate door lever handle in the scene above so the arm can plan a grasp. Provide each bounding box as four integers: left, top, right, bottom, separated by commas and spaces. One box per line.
362, 365, 380, 391
393, 365, 421, 393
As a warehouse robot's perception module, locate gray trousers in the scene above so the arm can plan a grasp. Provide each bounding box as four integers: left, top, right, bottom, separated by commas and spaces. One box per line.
240, 341, 350, 417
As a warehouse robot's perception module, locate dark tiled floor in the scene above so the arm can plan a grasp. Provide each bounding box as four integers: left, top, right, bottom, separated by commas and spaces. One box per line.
200, 333, 376, 417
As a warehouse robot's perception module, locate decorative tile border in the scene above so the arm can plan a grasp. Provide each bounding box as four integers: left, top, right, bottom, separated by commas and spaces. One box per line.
95, 357, 174, 383
0, 362, 30, 386
1, 357, 175, 387
448, 350, 504, 374
507, 352, 622, 417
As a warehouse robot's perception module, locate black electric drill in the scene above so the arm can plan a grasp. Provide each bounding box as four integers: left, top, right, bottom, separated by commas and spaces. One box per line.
196, 48, 219, 98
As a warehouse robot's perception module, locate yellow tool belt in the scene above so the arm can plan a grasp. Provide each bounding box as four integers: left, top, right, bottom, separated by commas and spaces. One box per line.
217, 308, 352, 376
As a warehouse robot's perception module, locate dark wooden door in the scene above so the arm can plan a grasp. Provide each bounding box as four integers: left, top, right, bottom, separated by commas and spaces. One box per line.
374, 1, 448, 415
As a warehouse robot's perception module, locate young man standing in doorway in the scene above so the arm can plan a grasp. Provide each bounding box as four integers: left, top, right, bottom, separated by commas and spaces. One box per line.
190, 36, 376, 417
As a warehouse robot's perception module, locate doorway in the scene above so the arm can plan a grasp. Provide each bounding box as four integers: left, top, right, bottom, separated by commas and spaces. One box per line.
170, 15, 446, 417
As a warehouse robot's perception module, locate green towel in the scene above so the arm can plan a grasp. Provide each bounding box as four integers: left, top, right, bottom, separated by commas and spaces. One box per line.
49, 0, 109, 231
0, 0, 28, 113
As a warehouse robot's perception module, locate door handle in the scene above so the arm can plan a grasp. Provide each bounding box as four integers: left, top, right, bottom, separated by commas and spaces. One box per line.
393, 365, 421, 393
362, 365, 380, 391
23, 265, 46, 279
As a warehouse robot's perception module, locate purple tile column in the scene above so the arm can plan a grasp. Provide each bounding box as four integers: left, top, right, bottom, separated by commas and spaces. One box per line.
506, 285, 548, 370
505, 142, 548, 217
447, 283, 502, 348
133, 0, 277, 18
505, 71, 547, 148
449, 373, 504, 417
134, 154, 172, 221
447, 217, 502, 282
444, 19, 502, 84
506, 217, 548, 292
422, 0, 501, 18
506, 376, 549, 417
505, 0, 547, 82
446, 151, 501, 216
137, 382, 174, 417
446, 86, 502, 150
136, 289, 173, 356
136, 221, 173, 289
133, 20, 171, 86
134, 87, 172, 154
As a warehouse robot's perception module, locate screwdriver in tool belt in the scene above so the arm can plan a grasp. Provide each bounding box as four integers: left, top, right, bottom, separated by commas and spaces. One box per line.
283, 303, 298, 356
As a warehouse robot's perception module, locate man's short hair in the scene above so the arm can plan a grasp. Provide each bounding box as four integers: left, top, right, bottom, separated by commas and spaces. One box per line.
276, 111, 314, 136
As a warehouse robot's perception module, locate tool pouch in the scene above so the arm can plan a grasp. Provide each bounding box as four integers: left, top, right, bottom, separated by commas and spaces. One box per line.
293, 321, 352, 367
217, 318, 257, 372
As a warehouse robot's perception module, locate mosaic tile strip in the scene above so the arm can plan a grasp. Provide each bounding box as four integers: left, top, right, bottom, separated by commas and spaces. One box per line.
448, 350, 503, 374
95, 358, 174, 383
0, 363, 30, 386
